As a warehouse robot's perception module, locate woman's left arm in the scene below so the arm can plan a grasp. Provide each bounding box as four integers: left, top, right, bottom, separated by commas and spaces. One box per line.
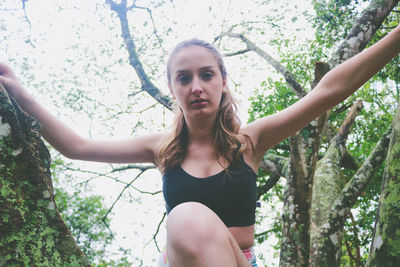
244, 25, 400, 159
317, 25, 400, 105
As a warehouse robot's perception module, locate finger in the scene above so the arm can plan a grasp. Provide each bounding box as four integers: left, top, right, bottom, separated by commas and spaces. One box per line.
0, 63, 11, 75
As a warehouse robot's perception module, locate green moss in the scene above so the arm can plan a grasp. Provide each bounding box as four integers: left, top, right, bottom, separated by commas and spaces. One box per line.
367, 106, 400, 266
1, 141, 89, 265
388, 142, 400, 174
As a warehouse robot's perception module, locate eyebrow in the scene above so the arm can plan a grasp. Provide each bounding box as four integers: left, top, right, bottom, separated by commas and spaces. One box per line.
175, 66, 215, 74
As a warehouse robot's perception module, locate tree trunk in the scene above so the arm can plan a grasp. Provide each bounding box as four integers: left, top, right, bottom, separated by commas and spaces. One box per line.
367, 101, 400, 266
0, 85, 89, 266
279, 1, 398, 265
310, 101, 363, 266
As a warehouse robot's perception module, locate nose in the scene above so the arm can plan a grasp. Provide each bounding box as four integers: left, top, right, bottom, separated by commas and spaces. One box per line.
191, 76, 203, 95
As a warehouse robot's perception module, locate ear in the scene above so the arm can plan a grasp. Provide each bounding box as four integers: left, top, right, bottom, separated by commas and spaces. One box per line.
223, 79, 226, 88
168, 83, 176, 99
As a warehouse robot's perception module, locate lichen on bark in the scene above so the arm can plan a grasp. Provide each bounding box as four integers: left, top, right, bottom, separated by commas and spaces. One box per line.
367, 101, 400, 266
0, 85, 89, 266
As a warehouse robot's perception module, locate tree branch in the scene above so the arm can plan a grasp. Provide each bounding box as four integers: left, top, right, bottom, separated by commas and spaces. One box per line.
336, 101, 363, 143
130, 3, 167, 55
328, 0, 400, 67
315, 125, 392, 263
259, 153, 289, 177
21, 0, 31, 29
257, 153, 289, 198
106, 0, 172, 110
111, 164, 156, 172
257, 173, 281, 200
102, 169, 145, 221
223, 48, 251, 57
143, 212, 167, 254
214, 32, 307, 98
347, 211, 362, 266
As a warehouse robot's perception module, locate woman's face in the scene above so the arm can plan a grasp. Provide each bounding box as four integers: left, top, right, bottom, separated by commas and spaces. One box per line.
168, 45, 226, 120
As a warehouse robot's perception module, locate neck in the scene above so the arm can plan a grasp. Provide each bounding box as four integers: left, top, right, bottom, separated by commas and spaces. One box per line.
185, 114, 216, 145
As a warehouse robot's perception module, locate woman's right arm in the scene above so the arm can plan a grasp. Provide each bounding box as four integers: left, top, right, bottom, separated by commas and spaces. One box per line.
0, 62, 161, 164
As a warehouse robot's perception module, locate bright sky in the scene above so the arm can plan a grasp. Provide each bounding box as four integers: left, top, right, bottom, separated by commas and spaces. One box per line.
0, 0, 314, 265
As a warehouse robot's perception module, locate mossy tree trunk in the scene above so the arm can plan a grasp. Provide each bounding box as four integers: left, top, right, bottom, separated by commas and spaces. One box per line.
0, 84, 89, 266
310, 114, 393, 266
278, 1, 399, 265
366, 100, 400, 266
309, 101, 362, 265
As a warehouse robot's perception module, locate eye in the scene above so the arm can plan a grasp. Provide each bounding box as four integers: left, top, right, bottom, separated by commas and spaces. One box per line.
177, 75, 191, 84
201, 72, 213, 80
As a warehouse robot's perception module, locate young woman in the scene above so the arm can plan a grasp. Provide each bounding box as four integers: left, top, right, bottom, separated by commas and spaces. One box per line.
0, 25, 399, 267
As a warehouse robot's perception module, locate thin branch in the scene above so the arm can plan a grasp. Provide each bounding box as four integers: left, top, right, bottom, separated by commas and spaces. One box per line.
216, 0, 232, 48
344, 239, 355, 266
143, 212, 167, 254
21, 0, 31, 29
0, 7, 20, 11
59, 164, 123, 184
111, 164, 156, 172
344, 212, 363, 267
333, 103, 353, 114
257, 173, 281, 200
61, 164, 159, 196
102, 170, 146, 221
336, 100, 363, 143
131, 187, 161, 195
259, 153, 289, 178
128, 89, 144, 98
348, 212, 362, 266
101, 217, 115, 239
215, 32, 306, 98
130, 4, 167, 55
223, 48, 251, 57
78, 93, 124, 114
225, 20, 267, 33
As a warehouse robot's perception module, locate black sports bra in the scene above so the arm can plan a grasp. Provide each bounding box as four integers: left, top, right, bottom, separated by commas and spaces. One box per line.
162, 159, 257, 227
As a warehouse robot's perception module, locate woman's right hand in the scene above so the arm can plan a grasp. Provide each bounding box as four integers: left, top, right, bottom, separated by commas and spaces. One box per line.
0, 62, 26, 100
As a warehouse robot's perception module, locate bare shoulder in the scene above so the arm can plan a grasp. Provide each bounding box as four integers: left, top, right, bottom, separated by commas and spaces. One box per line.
144, 132, 165, 154
240, 116, 274, 152
128, 132, 166, 158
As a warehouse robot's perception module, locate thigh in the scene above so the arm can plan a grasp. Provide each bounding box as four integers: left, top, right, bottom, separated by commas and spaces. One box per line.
166, 202, 251, 266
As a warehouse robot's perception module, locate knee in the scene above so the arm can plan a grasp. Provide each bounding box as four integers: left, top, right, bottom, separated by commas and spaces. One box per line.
166, 202, 227, 253
167, 202, 218, 239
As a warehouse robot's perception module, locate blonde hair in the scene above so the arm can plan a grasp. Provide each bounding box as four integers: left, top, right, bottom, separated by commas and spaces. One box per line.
157, 39, 252, 173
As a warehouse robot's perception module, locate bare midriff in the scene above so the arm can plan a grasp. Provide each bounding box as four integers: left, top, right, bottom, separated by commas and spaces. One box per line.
229, 225, 255, 249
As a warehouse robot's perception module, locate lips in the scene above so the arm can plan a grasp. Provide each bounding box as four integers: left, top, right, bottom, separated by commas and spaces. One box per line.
191, 98, 208, 107
191, 98, 207, 104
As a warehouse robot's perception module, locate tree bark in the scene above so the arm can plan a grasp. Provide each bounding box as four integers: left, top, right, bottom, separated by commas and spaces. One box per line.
311, 125, 392, 266
106, 0, 173, 110
367, 100, 400, 266
309, 101, 363, 266
0, 85, 89, 266
279, 0, 398, 265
